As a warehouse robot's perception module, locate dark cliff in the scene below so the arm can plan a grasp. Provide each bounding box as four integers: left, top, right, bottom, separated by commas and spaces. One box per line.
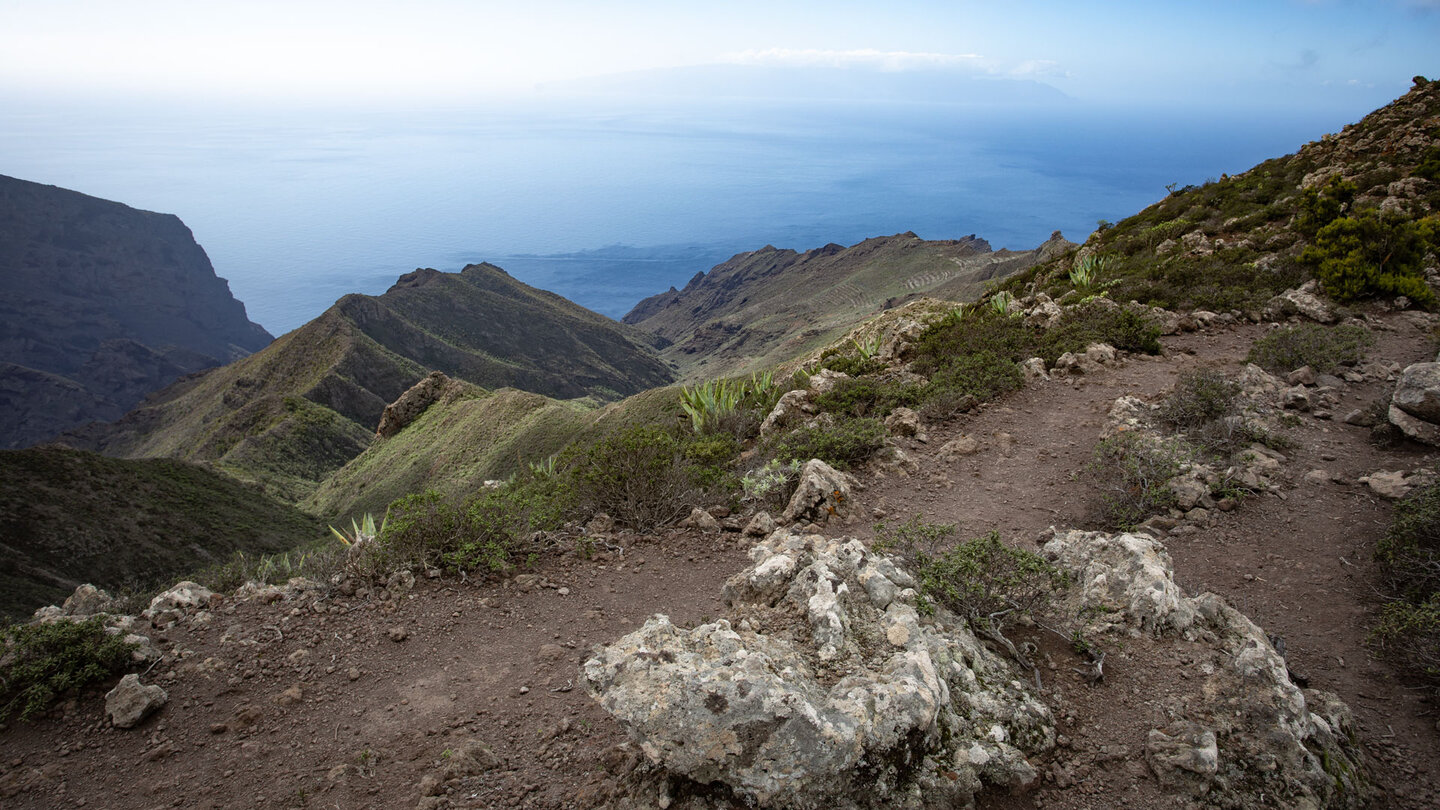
0, 174, 272, 448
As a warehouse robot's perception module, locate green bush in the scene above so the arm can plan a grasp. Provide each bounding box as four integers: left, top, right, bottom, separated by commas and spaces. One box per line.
370, 490, 465, 573
1370, 478, 1440, 691
1295, 175, 1356, 237
1246, 323, 1374, 374
1302, 210, 1435, 307
1372, 597, 1440, 688
1158, 370, 1239, 431
570, 425, 698, 530
920, 351, 1022, 418
1379, 480, 1440, 602
1, 617, 136, 722
770, 416, 886, 469
874, 518, 1067, 623
818, 353, 885, 377
1039, 302, 1162, 361
813, 377, 923, 418
448, 474, 574, 573
1089, 433, 1187, 530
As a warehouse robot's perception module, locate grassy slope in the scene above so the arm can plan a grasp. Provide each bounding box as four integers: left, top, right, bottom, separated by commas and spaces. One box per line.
306, 384, 689, 521
65, 263, 676, 504
625, 233, 1066, 380
1002, 79, 1440, 310
0, 446, 322, 621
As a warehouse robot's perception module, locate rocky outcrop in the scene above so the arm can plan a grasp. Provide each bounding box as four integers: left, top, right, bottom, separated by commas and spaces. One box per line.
583, 531, 1054, 809
1043, 529, 1366, 808
375, 371, 459, 438
781, 459, 858, 526
1389, 362, 1440, 445
0, 173, 273, 448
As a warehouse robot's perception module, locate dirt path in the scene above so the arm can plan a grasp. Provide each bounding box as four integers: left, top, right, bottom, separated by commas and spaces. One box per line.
0, 531, 751, 809
861, 316, 1440, 810
4, 316, 1440, 810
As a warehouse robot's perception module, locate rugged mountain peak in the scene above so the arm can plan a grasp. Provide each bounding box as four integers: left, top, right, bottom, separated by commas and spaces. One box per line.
0, 174, 273, 448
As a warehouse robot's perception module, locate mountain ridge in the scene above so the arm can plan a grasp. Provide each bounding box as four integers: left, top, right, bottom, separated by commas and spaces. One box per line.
62, 262, 674, 502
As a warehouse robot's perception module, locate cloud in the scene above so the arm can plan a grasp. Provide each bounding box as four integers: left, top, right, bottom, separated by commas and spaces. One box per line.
1009, 60, 1069, 80
722, 48, 985, 72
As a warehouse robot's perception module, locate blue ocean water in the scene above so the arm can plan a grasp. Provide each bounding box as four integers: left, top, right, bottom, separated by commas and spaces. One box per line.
0, 96, 1355, 334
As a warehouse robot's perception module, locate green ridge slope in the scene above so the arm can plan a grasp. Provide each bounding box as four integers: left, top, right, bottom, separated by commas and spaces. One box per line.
65, 263, 674, 502
624, 231, 1071, 379
0, 446, 321, 621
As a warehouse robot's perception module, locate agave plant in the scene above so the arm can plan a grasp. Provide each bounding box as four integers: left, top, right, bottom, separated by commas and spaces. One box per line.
851, 333, 884, 360
680, 378, 748, 433
329, 512, 385, 547
989, 290, 1018, 316
1070, 254, 1110, 290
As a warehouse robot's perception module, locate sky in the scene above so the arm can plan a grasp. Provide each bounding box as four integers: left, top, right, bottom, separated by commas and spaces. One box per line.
1, 0, 1438, 110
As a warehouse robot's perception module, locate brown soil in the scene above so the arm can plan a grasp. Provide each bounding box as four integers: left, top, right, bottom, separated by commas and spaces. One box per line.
3, 315, 1439, 809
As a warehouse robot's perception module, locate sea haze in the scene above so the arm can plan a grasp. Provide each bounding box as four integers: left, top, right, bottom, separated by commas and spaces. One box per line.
1, 95, 1356, 334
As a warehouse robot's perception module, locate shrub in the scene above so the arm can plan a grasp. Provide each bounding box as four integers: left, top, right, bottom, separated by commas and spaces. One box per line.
1089, 433, 1187, 530
1157, 370, 1240, 431
1378, 480, 1440, 602
770, 416, 886, 469
814, 377, 923, 418
448, 474, 574, 573
1302, 210, 1435, 307
1, 617, 136, 722
1373, 478, 1440, 691
874, 518, 1067, 623
1371, 597, 1440, 688
370, 490, 465, 572
1295, 175, 1355, 237
570, 425, 697, 530
920, 351, 1022, 418
1040, 302, 1162, 361
740, 459, 800, 509
1246, 323, 1374, 374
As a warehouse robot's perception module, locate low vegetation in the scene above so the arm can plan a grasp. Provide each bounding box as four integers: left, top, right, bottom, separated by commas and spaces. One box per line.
873, 516, 1068, 626
1372, 479, 1440, 691
1246, 323, 1374, 374
0, 617, 137, 722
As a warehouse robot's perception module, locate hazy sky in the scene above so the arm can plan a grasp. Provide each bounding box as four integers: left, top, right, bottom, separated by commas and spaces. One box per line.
2, 0, 1437, 109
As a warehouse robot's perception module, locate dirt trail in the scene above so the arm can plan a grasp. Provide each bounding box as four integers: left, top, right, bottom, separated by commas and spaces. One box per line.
862, 316, 1440, 810
3, 317, 1440, 810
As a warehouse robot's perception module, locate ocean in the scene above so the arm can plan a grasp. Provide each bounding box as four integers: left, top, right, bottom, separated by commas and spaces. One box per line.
0, 95, 1359, 334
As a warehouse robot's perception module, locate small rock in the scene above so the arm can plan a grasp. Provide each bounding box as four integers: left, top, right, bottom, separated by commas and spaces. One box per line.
105, 674, 167, 729
743, 512, 776, 537
680, 507, 722, 533
348, 668, 362, 681
1286, 366, 1317, 386
388, 626, 409, 642
938, 435, 980, 459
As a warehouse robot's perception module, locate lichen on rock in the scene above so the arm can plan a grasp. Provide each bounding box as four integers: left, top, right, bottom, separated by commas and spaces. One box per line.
582, 530, 1054, 809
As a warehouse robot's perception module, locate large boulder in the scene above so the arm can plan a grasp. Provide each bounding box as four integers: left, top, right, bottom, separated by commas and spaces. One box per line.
1263, 282, 1338, 324
583, 531, 1053, 809
1392, 362, 1440, 424
1042, 529, 1365, 808
781, 459, 858, 525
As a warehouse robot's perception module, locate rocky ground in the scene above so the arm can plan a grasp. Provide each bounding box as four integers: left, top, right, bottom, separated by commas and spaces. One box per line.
3, 310, 1440, 809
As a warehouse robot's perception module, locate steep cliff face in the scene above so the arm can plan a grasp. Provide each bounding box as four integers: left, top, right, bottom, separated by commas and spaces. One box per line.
623, 231, 1072, 378
0, 174, 273, 448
